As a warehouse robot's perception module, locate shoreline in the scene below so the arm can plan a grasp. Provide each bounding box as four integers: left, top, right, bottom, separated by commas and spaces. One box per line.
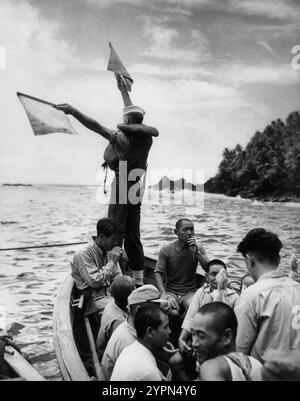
205, 191, 300, 204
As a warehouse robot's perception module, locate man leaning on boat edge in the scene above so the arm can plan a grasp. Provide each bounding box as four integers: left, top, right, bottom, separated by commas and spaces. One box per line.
71, 218, 124, 315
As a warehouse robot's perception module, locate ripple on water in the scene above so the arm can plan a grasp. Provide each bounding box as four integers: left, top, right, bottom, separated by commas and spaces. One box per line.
1, 188, 300, 380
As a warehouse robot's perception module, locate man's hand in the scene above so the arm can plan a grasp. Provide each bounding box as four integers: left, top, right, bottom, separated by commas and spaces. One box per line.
53, 103, 75, 115
178, 338, 192, 356
107, 247, 123, 264
187, 238, 207, 256
160, 293, 177, 310
216, 268, 228, 291
166, 295, 178, 310
115, 74, 126, 92
187, 237, 198, 252
291, 254, 299, 272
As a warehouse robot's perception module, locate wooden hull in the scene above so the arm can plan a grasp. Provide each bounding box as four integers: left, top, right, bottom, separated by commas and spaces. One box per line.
53, 273, 90, 381
2, 346, 45, 381
53, 255, 157, 381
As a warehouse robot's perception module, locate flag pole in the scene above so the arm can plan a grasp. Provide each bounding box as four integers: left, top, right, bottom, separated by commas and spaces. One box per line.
16, 92, 55, 107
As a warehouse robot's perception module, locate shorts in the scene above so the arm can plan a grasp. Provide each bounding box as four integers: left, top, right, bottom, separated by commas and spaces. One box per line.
166, 290, 196, 313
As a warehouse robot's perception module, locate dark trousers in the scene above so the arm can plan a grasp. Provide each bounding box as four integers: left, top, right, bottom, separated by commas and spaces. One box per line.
108, 202, 144, 271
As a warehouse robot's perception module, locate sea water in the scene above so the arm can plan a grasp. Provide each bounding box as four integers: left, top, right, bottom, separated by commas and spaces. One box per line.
0, 185, 299, 380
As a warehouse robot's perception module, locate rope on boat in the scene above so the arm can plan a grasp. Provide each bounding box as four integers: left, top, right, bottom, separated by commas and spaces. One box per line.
0, 242, 88, 252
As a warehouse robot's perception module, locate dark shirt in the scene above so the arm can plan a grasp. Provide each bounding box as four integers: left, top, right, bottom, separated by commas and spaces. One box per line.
114, 128, 153, 172
155, 241, 199, 295
104, 123, 157, 173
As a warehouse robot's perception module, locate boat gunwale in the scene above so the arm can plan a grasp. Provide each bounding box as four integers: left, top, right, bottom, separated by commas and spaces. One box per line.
3, 346, 45, 381
53, 273, 90, 381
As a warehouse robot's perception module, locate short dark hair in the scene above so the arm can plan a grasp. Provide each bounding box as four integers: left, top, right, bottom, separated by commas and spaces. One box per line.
134, 303, 167, 339
197, 302, 238, 339
96, 217, 124, 238
206, 259, 227, 272
175, 218, 192, 231
237, 228, 282, 265
128, 112, 144, 124
111, 276, 135, 305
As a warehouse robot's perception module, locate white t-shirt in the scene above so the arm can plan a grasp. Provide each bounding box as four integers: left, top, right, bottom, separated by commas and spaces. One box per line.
101, 320, 136, 381
96, 301, 128, 352
110, 340, 163, 381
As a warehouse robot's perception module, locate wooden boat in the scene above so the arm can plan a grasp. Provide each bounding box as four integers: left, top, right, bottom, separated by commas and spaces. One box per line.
53, 255, 159, 381
1, 345, 45, 381
53, 255, 244, 381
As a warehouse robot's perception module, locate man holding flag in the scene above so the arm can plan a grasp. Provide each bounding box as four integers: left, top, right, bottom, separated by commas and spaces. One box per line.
54, 44, 159, 287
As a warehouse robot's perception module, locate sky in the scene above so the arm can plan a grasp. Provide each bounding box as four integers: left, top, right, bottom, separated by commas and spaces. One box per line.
0, 0, 299, 185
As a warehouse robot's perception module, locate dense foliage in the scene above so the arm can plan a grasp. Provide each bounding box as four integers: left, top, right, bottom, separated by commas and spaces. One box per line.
205, 111, 300, 201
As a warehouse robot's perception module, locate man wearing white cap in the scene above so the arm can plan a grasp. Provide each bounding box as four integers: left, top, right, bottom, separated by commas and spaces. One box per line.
55, 79, 158, 287
99, 284, 167, 381
111, 302, 170, 381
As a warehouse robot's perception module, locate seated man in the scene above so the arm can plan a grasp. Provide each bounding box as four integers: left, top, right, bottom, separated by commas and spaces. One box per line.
96, 275, 135, 357
111, 303, 170, 381
235, 228, 300, 362
179, 259, 239, 355
100, 284, 166, 381
155, 218, 209, 316
192, 303, 262, 381
71, 217, 124, 315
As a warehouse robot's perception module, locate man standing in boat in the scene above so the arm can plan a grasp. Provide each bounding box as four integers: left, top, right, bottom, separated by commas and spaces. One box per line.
55, 76, 158, 287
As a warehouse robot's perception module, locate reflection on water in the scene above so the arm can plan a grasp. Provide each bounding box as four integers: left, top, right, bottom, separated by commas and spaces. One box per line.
0, 185, 299, 380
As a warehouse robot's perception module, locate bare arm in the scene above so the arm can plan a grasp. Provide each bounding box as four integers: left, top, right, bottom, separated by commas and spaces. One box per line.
199, 358, 230, 381
154, 271, 167, 298
289, 255, 299, 282
187, 238, 209, 270
54, 104, 114, 141
196, 243, 210, 270
154, 248, 168, 298
116, 74, 133, 106
181, 289, 201, 333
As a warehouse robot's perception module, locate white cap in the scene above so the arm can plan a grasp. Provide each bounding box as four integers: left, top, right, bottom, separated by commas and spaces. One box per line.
128, 284, 162, 306
123, 105, 145, 116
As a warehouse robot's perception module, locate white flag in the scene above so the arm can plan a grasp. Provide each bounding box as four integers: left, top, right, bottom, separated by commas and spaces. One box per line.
17, 92, 77, 136
107, 42, 133, 92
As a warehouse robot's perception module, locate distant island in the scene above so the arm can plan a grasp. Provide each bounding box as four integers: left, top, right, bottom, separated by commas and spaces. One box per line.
149, 176, 203, 192
205, 111, 300, 202
2, 183, 33, 187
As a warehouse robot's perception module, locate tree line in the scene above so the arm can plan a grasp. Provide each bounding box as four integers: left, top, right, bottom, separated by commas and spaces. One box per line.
205, 111, 300, 201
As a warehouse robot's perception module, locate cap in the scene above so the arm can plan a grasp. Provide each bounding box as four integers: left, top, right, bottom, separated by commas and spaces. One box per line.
127, 284, 163, 306
123, 105, 145, 117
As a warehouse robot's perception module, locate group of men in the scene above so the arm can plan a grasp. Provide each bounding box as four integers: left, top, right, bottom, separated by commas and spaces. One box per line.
56, 68, 300, 381
70, 215, 300, 381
